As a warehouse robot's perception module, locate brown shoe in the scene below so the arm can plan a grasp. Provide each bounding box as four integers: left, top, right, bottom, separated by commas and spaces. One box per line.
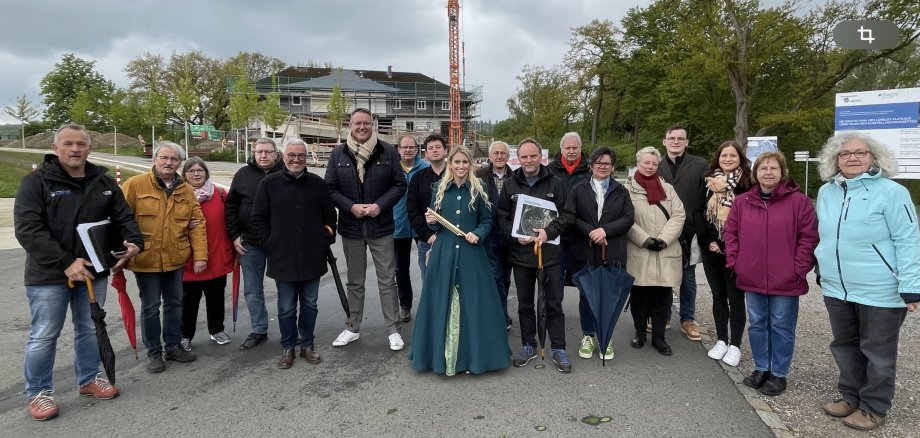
28, 390, 58, 421
277, 349, 295, 369
300, 346, 322, 364
843, 409, 886, 431
823, 399, 857, 418
680, 320, 701, 341
79, 376, 119, 400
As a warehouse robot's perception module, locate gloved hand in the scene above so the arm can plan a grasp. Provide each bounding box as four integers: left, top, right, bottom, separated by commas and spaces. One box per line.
641, 237, 655, 249
647, 238, 664, 252
652, 238, 667, 249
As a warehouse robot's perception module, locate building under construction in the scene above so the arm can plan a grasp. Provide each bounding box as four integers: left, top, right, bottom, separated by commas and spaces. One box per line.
234, 66, 482, 146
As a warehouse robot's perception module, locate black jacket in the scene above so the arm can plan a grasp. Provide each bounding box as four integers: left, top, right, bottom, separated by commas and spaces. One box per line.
497, 165, 570, 268
224, 158, 283, 243
325, 140, 407, 239
250, 169, 337, 282
562, 178, 634, 282
14, 154, 143, 285
659, 152, 708, 241
474, 163, 509, 244
407, 165, 446, 242
547, 152, 591, 190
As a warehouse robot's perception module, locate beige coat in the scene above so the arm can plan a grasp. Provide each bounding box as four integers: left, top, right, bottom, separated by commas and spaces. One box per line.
625, 177, 686, 287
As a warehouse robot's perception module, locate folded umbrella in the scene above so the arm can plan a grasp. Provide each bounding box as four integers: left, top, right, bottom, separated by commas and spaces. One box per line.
232, 257, 240, 333
324, 225, 351, 324
110, 271, 137, 359
71, 276, 117, 384
535, 241, 547, 361
572, 242, 635, 366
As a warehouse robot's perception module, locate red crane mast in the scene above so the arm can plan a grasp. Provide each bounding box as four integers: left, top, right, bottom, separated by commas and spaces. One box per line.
447, 0, 462, 148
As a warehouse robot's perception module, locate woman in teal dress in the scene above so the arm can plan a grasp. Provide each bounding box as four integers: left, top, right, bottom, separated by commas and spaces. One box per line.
410, 146, 511, 375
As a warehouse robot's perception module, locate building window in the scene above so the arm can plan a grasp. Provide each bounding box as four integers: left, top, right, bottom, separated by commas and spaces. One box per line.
394, 100, 402, 110
416, 100, 426, 110
441, 101, 450, 111
406, 121, 415, 131
291, 96, 302, 106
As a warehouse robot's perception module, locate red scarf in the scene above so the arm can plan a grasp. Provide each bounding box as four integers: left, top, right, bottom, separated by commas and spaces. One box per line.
562, 155, 582, 174
634, 170, 667, 205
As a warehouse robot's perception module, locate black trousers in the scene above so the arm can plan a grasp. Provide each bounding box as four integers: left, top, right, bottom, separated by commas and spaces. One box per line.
701, 250, 746, 346
394, 237, 414, 310
514, 264, 566, 350
825, 296, 907, 416
629, 285, 672, 341
181, 276, 227, 339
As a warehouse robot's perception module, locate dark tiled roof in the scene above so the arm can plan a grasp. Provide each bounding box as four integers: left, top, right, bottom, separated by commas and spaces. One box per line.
265, 67, 444, 87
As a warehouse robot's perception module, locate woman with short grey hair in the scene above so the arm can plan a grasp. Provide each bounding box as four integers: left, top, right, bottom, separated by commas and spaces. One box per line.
814, 132, 920, 431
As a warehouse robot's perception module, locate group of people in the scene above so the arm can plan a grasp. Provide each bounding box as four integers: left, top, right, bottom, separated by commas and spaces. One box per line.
15, 115, 918, 432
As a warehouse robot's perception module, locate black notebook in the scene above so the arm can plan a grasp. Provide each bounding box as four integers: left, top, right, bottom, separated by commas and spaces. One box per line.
76, 219, 126, 273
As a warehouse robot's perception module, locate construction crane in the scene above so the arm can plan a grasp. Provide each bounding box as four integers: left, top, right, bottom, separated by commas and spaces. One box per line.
447, 0, 462, 147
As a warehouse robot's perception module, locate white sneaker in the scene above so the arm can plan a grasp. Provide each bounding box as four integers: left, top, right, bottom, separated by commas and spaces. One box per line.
722, 345, 741, 367
180, 338, 192, 352
388, 333, 404, 351
332, 330, 360, 347
707, 340, 728, 360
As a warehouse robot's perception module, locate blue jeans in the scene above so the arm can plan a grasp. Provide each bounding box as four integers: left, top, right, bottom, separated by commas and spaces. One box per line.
276, 279, 319, 349
679, 264, 697, 322
24, 278, 108, 397
241, 242, 269, 335
417, 240, 431, 281
746, 292, 799, 377
136, 269, 184, 357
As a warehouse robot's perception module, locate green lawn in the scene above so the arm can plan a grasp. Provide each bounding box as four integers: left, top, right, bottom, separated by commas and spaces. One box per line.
0, 150, 140, 198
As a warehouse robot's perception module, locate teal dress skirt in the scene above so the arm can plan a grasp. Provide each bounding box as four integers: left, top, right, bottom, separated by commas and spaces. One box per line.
409, 180, 511, 375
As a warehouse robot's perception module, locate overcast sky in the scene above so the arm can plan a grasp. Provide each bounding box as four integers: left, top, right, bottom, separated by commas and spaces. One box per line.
0, 0, 656, 125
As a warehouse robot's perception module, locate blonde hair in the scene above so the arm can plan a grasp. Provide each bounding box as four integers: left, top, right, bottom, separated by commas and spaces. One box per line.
433, 146, 490, 211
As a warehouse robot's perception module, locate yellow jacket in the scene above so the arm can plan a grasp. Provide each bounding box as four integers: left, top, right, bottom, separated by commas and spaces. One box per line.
122, 168, 207, 272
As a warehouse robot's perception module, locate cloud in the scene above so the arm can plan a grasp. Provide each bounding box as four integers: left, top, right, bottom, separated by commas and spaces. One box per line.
0, 0, 651, 124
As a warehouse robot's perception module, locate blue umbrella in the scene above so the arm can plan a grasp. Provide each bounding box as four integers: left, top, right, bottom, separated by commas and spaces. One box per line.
572, 243, 635, 366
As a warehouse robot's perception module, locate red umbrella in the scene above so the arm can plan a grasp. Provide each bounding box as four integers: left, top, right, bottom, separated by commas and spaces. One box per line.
232, 257, 241, 333
111, 271, 138, 359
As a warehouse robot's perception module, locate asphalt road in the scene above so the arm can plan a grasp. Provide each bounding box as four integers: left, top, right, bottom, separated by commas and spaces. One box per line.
0, 149, 772, 436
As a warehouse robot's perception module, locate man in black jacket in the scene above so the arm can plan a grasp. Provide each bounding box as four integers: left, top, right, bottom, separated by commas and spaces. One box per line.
250, 139, 337, 369
498, 139, 572, 373
658, 124, 708, 341
405, 133, 448, 280
14, 124, 143, 421
325, 108, 407, 351
225, 137, 283, 350
475, 140, 513, 329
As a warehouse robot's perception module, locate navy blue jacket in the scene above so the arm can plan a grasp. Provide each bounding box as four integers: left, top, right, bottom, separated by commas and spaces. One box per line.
325, 139, 407, 239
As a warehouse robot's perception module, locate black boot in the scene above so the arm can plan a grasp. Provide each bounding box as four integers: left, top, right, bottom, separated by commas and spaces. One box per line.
651, 338, 672, 356
631, 330, 646, 348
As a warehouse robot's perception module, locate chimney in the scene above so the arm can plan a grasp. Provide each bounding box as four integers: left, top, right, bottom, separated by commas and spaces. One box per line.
387, 65, 392, 78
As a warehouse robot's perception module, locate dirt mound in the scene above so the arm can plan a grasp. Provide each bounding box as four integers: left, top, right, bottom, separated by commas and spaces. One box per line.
94, 133, 142, 148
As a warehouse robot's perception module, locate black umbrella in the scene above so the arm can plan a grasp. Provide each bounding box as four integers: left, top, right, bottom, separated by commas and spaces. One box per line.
324, 226, 351, 324
70, 276, 117, 384
535, 241, 547, 361
572, 242, 635, 366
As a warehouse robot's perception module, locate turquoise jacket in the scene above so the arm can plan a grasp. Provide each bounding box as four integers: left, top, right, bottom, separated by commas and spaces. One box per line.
393, 156, 430, 239
815, 171, 920, 307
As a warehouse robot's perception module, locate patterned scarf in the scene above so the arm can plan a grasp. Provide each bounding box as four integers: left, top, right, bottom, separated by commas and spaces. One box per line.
347, 130, 379, 183
705, 168, 740, 239
193, 179, 215, 202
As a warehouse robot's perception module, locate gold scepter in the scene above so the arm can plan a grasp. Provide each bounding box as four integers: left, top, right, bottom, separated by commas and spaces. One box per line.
426, 208, 466, 237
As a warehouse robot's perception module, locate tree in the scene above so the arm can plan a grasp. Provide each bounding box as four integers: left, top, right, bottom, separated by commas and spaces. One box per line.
228, 76, 261, 157
565, 19, 625, 146
506, 65, 578, 151
3, 94, 42, 148
261, 76, 287, 136
226, 52, 285, 83
170, 71, 199, 147
67, 83, 114, 131
327, 68, 348, 142
39, 54, 113, 126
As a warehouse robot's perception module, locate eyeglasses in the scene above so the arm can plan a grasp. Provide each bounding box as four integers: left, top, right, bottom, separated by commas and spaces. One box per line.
285, 153, 307, 160
399, 146, 418, 151
254, 150, 275, 155
186, 169, 206, 174
156, 156, 181, 163
593, 162, 613, 168
666, 137, 687, 142
838, 150, 871, 160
